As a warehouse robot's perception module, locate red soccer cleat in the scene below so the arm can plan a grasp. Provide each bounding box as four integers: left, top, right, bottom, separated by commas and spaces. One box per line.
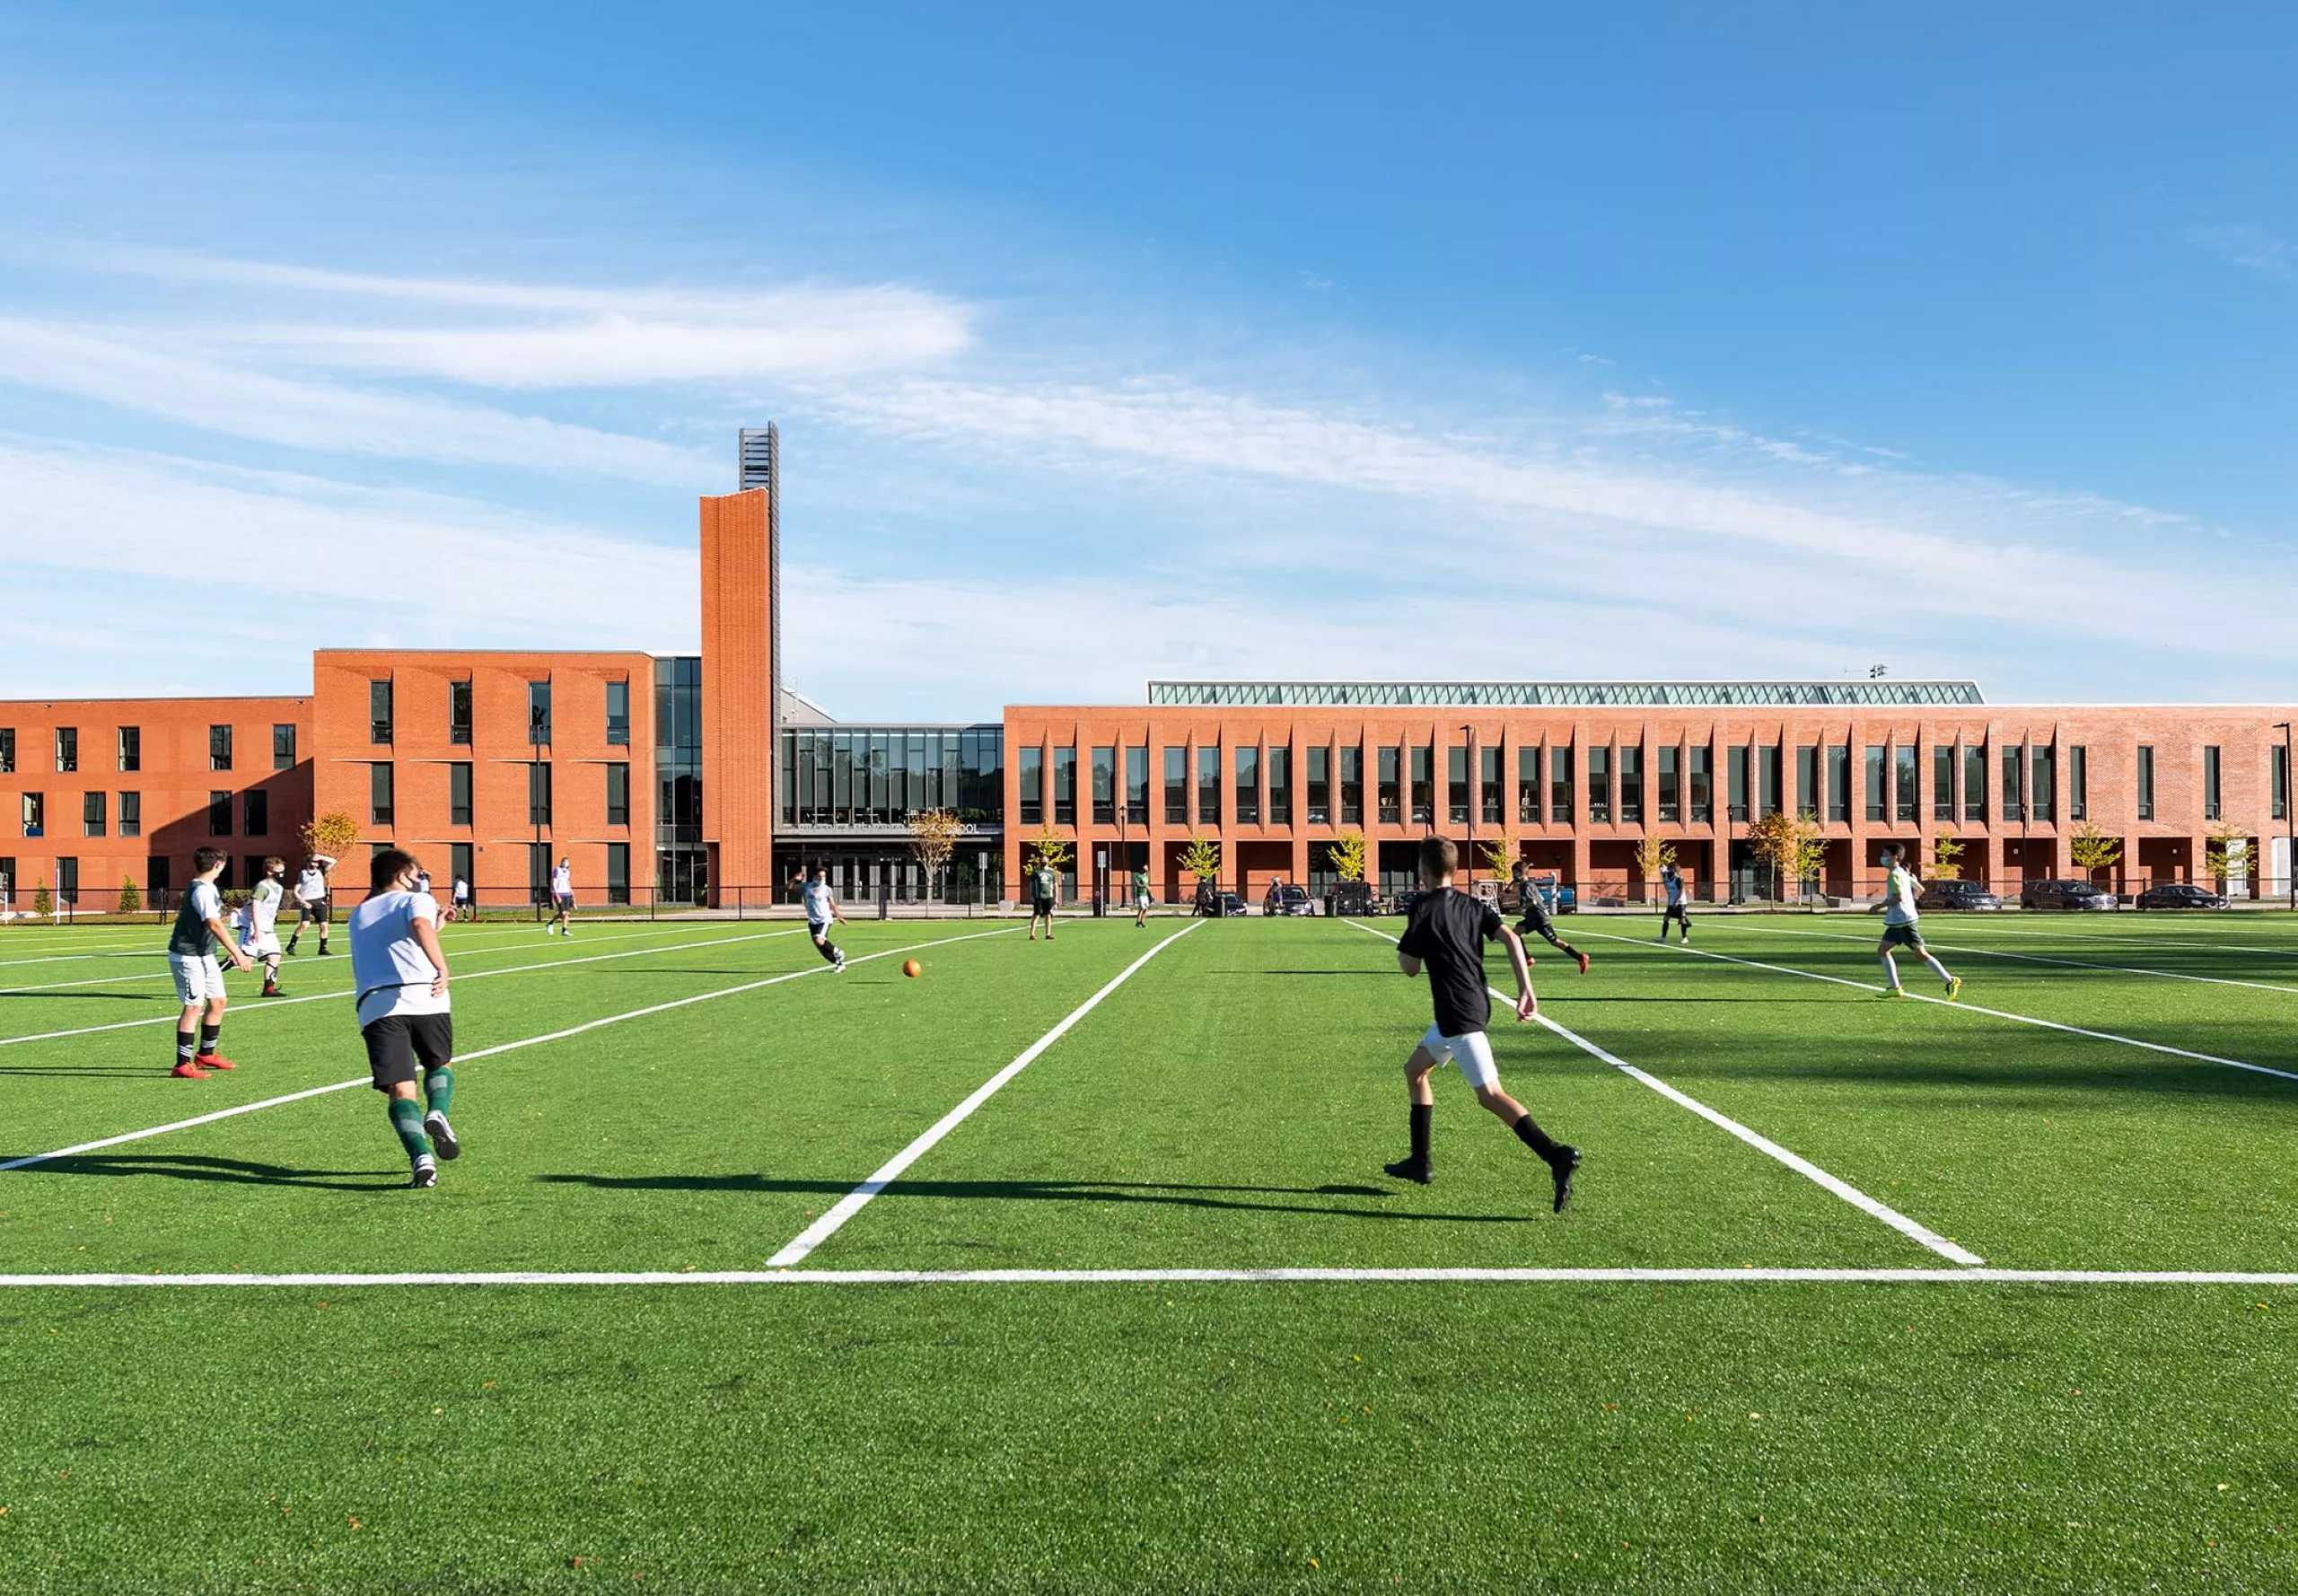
1575, 951, 1591, 975
200, 1055, 240, 1072
171, 1061, 209, 1080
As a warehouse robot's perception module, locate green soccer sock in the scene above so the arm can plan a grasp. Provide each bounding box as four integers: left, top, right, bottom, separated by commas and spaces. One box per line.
424, 1065, 454, 1118
388, 1097, 433, 1159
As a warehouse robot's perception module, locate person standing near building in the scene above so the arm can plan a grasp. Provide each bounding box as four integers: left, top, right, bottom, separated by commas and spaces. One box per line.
1388, 837, 1579, 1211
1875, 844, 1961, 1001
547, 857, 575, 936
1510, 860, 1591, 975
451, 873, 474, 924
803, 866, 846, 972
168, 846, 253, 1078
1029, 855, 1061, 942
1656, 863, 1692, 945
349, 848, 460, 1188
238, 855, 289, 997
1133, 863, 1152, 928
285, 853, 335, 957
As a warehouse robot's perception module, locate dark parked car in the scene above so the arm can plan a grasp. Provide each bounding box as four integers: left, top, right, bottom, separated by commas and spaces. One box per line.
1917, 880, 2003, 911
2020, 879, 2118, 912
1265, 883, 1312, 916
1326, 881, 1378, 916
1197, 890, 1247, 918
2136, 882, 2230, 910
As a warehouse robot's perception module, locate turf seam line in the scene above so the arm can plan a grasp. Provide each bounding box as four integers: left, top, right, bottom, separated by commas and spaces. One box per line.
0, 926, 1022, 1174
1338, 918, 1985, 1266
767, 920, 1209, 1268
6, 1267, 2297, 1287
1724, 922, 2298, 995
0, 925, 805, 1048
1595, 932, 2298, 1085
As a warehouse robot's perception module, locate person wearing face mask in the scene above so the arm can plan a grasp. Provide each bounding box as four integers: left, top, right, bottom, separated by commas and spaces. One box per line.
348, 848, 461, 1188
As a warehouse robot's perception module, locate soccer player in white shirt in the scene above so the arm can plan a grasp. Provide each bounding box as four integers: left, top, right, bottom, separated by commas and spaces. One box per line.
166, 846, 254, 1078
547, 857, 575, 936
285, 854, 335, 957
349, 848, 460, 1188
802, 866, 847, 971
451, 874, 474, 924
1656, 862, 1691, 944
237, 855, 290, 997
1875, 844, 1962, 1001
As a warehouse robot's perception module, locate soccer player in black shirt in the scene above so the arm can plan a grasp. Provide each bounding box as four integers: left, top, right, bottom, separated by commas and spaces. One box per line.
1509, 860, 1591, 974
1390, 837, 1580, 1211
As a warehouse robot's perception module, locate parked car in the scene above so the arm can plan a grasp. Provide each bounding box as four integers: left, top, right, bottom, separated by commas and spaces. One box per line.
1916, 880, 2003, 911
2020, 879, 2118, 911
1197, 890, 1247, 918
2136, 882, 2230, 910
1326, 881, 1378, 916
1265, 883, 1313, 916
1390, 889, 1429, 919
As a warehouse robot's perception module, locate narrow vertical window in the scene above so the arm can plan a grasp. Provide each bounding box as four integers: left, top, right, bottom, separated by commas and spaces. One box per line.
370, 680, 393, 744
272, 723, 295, 769
1517, 745, 1541, 825
2136, 745, 2155, 821
606, 680, 630, 747
2203, 746, 2223, 821
451, 761, 473, 826
371, 763, 395, 827
450, 680, 473, 745
118, 726, 141, 773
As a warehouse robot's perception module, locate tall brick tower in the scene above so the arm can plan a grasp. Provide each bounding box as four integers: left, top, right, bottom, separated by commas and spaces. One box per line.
699, 425, 780, 900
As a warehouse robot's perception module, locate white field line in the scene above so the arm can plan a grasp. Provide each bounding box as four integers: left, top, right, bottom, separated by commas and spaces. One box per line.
0, 926, 804, 1048
1881, 920, 2298, 961
767, 921, 1207, 1268
0, 922, 738, 995
0, 925, 1025, 1174
1585, 932, 2298, 1086
1338, 918, 1982, 1265
1727, 922, 2298, 995
4, 1267, 2294, 1288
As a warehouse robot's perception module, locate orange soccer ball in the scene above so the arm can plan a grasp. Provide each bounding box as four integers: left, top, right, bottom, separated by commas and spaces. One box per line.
902, 959, 923, 978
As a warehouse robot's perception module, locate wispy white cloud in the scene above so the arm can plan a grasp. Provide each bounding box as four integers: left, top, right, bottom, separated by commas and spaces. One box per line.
2186, 222, 2294, 279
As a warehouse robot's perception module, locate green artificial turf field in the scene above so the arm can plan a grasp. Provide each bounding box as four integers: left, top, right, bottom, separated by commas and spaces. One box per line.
2, 908, 2295, 1592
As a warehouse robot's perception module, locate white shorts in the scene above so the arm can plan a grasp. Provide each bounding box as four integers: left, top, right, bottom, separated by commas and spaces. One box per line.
1136, 893, 1152, 910
168, 952, 226, 1005
1417, 1023, 1499, 1089
240, 934, 282, 960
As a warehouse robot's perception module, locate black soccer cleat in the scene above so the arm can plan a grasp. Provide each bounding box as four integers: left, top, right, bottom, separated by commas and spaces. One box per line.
1383, 1157, 1433, 1186
1546, 1145, 1581, 1214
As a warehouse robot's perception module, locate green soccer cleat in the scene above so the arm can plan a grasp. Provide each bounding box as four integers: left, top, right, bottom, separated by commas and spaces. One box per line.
1879, 987, 1907, 999
1944, 977, 1963, 1003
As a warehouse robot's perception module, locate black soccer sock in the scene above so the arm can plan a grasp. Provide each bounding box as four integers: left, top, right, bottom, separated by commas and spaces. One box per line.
197, 1022, 221, 1059
815, 935, 840, 964
1511, 1112, 1561, 1159
1408, 1102, 1432, 1166
175, 1029, 197, 1065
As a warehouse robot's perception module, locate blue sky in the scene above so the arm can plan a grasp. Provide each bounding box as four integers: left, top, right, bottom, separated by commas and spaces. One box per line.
2, 2, 2294, 715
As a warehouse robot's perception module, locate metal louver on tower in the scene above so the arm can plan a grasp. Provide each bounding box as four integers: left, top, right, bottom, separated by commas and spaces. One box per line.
737, 425, 784, 748
738, 425, 777, 493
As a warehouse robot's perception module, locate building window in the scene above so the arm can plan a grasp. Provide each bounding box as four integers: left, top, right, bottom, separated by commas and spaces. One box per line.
1657, 746, 1681, 824
1444, 745, 1469, 826
529, 843, 551, 903
1053, 746, 1077, 826
2001, 745, 2025, 823
209, 724, 233, 771
1794, 746, 1820, 820
1515, 746, 1541, 825
1864, 746, 1887, 823
2204, 745, 2222, 821
244, 789, 268, 837
1306, 746, 1332, 825
118, 791, 140, 838
1895, 746, 1918, 824
21, 792, 44, 837
209, 790, 232, 836
606, 680, 630, 747
528, 680, 553, 747
450, 842, 473, 896
1019, 746, 1043, 826
1478, 745, 1501, 826
56, 727, 77, 773
1271, 746, 1294, 826
57, 856, 77, 905
1091, 745, 1115, 826
1759, 744, 1783, 818
2030, 747, 2054, 823
607, 761, 630, 827
450, 680, 473, 745
371, 764, 395, 828
1235, 745, 1260, 826
1964, 745, 1987, 823
1618, 744, 1643, 826
1934, 747, 1955, 822
2275, 743, 2289, 823
0, 728, 13, 773
1825, 744, 1849, 824
1377, 746, 1400, 824
274, 723, 296, 769
1340, 744, 1364, 825
1126, 745, 1150, 825
450, 761, 473, 826
1409, 745, 1434, 826
1587, 744, 1611, 825
1197, 746, 1221, 828
83, 790, 106, 837
370, 680, 393, 743
118, 726, 141, 773
607, 842, 630, 905
1162, 747, 1185, 825
2068, 745, 2088, 822
2136, 745, 2155, 821
0, 854, 13, 903
1688, 745, 1713, 824
1549, 745, 1575, 825
528, 761, 551, 827
145, 854, 169, 896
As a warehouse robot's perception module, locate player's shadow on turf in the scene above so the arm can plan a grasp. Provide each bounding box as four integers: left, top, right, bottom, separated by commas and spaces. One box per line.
536, 1172, 1527, 1223
0, 992, 162, 1003
18, 1153, 404, 1189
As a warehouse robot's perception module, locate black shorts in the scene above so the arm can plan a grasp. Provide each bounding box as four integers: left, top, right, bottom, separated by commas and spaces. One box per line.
554, 893, 575, 912
299, 899, 330, 924
1880, 923, 1926, 952
362, 1012, 454, 1090
1518, 904, 1555, 938
808, 918, 833, 940
1033, 897, 1057, 916
1662, 901, 1690, 920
